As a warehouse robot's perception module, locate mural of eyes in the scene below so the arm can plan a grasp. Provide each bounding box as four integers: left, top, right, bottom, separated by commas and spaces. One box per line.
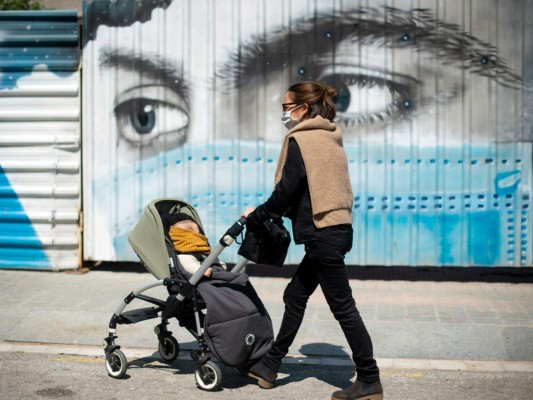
320, 69, 418, 127
113, 85, 189, 146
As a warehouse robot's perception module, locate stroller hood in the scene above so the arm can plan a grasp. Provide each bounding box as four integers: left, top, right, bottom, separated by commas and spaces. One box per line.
128, 198, 204, 279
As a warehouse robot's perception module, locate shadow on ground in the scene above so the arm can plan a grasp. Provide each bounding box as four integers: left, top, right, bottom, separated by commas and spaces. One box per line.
123, 343, 355, 391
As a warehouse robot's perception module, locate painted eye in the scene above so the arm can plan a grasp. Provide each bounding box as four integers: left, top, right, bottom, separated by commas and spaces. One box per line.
125, 100, 156, 134
322, 72, 417, 126
113, 85, 189, 146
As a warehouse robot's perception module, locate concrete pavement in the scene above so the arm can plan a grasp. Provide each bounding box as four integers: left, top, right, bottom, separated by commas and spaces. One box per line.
0, 267, 532, 373
2, 351, 533, 400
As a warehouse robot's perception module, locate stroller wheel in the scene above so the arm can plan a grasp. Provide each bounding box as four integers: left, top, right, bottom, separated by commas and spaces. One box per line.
105, 349, 128, 379
194, 360, 222, 391
158, 336, 180, 362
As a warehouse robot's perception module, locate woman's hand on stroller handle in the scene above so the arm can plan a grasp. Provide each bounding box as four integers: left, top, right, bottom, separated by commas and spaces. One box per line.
242, 207, 255, 218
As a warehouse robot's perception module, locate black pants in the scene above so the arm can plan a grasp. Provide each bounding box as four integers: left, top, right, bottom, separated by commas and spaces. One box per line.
261, 225, 380, 383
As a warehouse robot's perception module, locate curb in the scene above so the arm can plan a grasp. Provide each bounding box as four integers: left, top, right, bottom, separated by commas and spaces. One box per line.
2, 340, 532, 373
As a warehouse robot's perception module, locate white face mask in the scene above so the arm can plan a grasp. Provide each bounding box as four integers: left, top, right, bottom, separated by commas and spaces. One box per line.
281, 104, 302, 130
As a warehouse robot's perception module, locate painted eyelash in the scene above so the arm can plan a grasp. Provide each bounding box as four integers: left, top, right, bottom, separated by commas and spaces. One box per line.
217, 6, 523, 92
212, 45, 263, 93
376, 8, 523, 90
338, 74, 410, 93
336, 102, 405, 127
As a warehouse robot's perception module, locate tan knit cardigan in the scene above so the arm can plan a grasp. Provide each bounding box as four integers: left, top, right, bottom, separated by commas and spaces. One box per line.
274, 116, 353, 228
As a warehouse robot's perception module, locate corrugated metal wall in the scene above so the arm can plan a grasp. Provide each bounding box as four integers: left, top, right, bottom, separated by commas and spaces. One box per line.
0, 10, 81, 270
82, 0, 532, 267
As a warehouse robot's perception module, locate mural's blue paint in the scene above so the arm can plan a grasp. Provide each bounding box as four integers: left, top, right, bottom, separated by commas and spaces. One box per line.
0, 165, 49, 268
469, 211, 499, 265
94, 141, 531, 266
495, 171, 521, 195
0, 10, 79, 88
0, 10, 80, 270
415, 212, 500, 266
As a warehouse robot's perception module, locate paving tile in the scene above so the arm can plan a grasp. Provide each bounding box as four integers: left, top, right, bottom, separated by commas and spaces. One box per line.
417, 324, 508, 360
1, 270, 532, 364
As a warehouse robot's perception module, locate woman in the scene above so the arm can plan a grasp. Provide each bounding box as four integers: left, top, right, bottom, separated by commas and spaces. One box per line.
242, 81, 383, 400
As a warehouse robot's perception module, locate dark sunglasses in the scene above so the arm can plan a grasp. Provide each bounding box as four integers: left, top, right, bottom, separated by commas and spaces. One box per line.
282, 102, 299, 112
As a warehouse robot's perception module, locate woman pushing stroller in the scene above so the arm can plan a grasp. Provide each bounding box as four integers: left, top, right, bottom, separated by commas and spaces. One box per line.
242, 81, 383, 400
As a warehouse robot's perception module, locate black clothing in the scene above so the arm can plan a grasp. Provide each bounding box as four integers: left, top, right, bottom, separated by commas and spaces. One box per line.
248, 139, 317, 243
248, 128, 380, 384
260, 225, 380, 383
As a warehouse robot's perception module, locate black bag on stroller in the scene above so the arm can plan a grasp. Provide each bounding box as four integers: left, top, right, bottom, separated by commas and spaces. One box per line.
238, 218, 291, 267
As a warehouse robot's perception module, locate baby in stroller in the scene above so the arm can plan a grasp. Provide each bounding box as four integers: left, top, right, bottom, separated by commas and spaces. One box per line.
162, 212, 227, 278
103, 199, 274, 391
161, 212, 227, 331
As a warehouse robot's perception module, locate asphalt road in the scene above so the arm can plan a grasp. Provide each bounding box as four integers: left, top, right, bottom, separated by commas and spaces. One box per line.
1, 351, 532, 400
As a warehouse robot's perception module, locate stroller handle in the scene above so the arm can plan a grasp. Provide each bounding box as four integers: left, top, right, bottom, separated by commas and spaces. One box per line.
219, 216, 248, 246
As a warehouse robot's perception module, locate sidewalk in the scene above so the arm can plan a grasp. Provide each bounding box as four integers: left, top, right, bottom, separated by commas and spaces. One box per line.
0, 268, 532, 372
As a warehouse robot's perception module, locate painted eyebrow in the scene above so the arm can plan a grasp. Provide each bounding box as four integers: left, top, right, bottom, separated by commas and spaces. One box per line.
99, 50, 190, 103
216, 6, 522, 92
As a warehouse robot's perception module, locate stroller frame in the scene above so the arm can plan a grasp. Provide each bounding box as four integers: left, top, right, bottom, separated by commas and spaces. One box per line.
102, 200, 250, 390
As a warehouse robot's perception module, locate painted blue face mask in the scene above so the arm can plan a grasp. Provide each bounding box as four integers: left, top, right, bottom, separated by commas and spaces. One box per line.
281, 104, 303, 130
92, 140, 532, 267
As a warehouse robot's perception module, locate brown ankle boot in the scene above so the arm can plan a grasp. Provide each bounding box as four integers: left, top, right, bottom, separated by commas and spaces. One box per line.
331, 380, 383, 400
247, 361, 277, 389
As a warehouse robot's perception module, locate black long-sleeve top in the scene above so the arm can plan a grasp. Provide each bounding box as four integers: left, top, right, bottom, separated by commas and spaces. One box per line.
248, 139, 317, 244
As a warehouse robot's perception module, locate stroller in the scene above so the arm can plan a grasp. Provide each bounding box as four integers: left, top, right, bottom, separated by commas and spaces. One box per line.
102, 198, 274, 390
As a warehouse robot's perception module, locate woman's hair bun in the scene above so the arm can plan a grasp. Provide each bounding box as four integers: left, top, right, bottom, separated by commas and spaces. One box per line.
325, 85, 337, 98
